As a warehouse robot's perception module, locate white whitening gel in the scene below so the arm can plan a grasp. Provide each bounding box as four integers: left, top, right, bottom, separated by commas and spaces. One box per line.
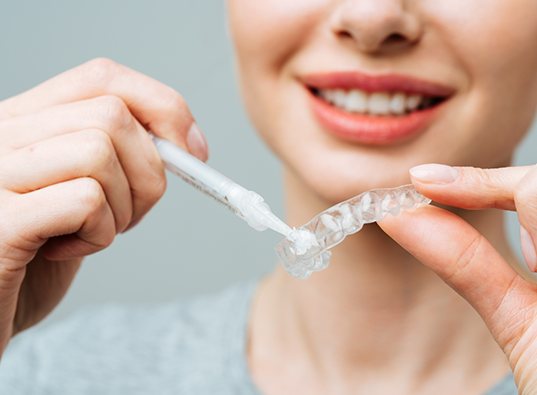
275, 185, 431, 279
150, 134, 292, 236
151, 133, 431, 280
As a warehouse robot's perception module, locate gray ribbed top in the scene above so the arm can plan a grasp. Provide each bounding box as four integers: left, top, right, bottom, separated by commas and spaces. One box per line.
0, 280, 517, 394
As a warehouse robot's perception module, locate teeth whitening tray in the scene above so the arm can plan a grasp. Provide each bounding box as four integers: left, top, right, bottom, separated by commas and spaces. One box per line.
151, 134, 431, 280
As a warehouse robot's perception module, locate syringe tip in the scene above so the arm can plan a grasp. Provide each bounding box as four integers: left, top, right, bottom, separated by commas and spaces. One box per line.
242, 199, 292, 236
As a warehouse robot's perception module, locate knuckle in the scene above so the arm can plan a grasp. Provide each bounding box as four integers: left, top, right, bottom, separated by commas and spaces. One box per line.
79, 129, 116, 168
164, 90, 187, 112
162, 89, 193, 124
92, 95, 132, 129
77, 178, 106, 213
86, 57, 118, 70
150, 173, 167, 202
0, 198, 29, 264
145, 162, 167, 203
101, 229, 116, 249
79, 58, 120, 89
134, 172, 166, 212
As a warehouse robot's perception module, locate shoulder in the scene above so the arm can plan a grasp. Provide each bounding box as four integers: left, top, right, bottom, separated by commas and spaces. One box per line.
0, 279, 259, 395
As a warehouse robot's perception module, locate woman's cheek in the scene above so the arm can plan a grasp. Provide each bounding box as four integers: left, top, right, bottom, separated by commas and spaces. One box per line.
423, 0, 537, 164
229, 0, 330, 153
424, 0, 537, 82
229, 0, 327, 70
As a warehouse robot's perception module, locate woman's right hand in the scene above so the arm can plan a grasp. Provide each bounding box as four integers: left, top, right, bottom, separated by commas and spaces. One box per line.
0, 58, 208, 356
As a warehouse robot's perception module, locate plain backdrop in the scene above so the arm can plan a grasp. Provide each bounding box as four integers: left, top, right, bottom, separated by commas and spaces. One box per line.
1, 1, 536, 327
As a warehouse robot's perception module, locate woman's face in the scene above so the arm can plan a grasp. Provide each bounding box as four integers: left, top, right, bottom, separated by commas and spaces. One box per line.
228, 0, 537, 204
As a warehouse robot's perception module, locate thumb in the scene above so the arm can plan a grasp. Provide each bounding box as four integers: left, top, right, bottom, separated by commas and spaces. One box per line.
377, 205, 529, 344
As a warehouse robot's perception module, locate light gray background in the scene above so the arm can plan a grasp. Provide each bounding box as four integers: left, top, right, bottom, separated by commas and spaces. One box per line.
0, 1, 536, 327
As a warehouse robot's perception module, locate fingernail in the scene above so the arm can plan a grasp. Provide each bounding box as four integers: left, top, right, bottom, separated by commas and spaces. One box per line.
186, 123, 209, 162
520, 225, 537, 272
409, 164, 460, 184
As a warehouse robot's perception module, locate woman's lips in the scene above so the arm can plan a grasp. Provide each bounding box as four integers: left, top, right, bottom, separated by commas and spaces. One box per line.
302, 72, 453, 145
301, 72, 454, 96
308, 91, 442, 145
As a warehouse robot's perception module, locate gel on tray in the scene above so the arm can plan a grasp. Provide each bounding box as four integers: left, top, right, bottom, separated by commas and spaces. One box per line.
275, 184, 431, 279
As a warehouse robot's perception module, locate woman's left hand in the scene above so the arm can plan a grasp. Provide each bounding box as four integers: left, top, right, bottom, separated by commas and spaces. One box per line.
378, 164, 537, 394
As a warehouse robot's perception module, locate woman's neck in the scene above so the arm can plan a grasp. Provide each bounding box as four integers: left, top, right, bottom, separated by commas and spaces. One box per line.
248, 170, 513, 395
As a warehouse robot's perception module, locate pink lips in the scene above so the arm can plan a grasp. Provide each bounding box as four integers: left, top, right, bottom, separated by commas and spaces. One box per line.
301, 72, 454, 145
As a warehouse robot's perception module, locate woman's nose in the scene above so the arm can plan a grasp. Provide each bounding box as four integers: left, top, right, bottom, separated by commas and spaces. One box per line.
330, 0, 423, 54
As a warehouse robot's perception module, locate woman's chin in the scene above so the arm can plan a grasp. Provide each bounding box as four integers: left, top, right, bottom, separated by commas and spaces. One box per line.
286, 161, 413, 208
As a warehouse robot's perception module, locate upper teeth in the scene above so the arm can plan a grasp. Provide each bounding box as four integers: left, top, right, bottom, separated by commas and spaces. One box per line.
319, 89, 425, 115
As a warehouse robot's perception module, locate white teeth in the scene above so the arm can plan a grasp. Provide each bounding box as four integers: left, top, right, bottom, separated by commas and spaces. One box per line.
333, 89, 347, 108
406, 94, 422, 111
320, 90, 332, 103
368, 92, 391, 115
318, 89, 429, 116
345, 90, 368, 113
389, 92, 406, 115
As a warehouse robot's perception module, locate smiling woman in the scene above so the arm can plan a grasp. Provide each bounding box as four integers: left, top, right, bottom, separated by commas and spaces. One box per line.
0, 0, 537, 394
229, 0, 537, 202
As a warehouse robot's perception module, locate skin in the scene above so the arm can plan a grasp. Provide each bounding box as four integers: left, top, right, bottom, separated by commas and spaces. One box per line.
227, 0, 537, 394
380, 167, 537, 393
1, 0, 537, 394
0, 58, 208, 355
229, 0, 537, 201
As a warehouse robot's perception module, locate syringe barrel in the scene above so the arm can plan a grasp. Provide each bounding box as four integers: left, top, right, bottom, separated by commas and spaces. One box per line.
151, 134, 291, 235
152, 134, 250, 215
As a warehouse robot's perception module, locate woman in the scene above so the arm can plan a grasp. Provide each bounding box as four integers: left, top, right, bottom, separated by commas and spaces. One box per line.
0, 0, 536, 394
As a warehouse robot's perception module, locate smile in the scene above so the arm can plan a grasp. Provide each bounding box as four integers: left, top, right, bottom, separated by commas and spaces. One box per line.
313, 88, 443, 116
301, 72, 454, 145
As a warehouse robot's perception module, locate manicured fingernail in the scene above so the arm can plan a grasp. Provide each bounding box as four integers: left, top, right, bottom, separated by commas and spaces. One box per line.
186, 123, 209, 162
409, 164, 459, 184
520, 225, 537, 272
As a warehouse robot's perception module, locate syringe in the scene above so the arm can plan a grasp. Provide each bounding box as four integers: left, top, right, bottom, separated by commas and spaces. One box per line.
151, 134, 292, 236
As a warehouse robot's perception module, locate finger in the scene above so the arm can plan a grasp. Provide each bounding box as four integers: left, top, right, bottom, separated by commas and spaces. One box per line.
30, 177, 116, 261
0, 177, 116, 267
409, 163, 537, 273
377, 205, 531, 344
409, 164, 532, 210
2, 96, 167, 227
0, 130, 132, 233
0, 58, 208, 160
13, 254, 82, 335
512, 166, 537, 272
